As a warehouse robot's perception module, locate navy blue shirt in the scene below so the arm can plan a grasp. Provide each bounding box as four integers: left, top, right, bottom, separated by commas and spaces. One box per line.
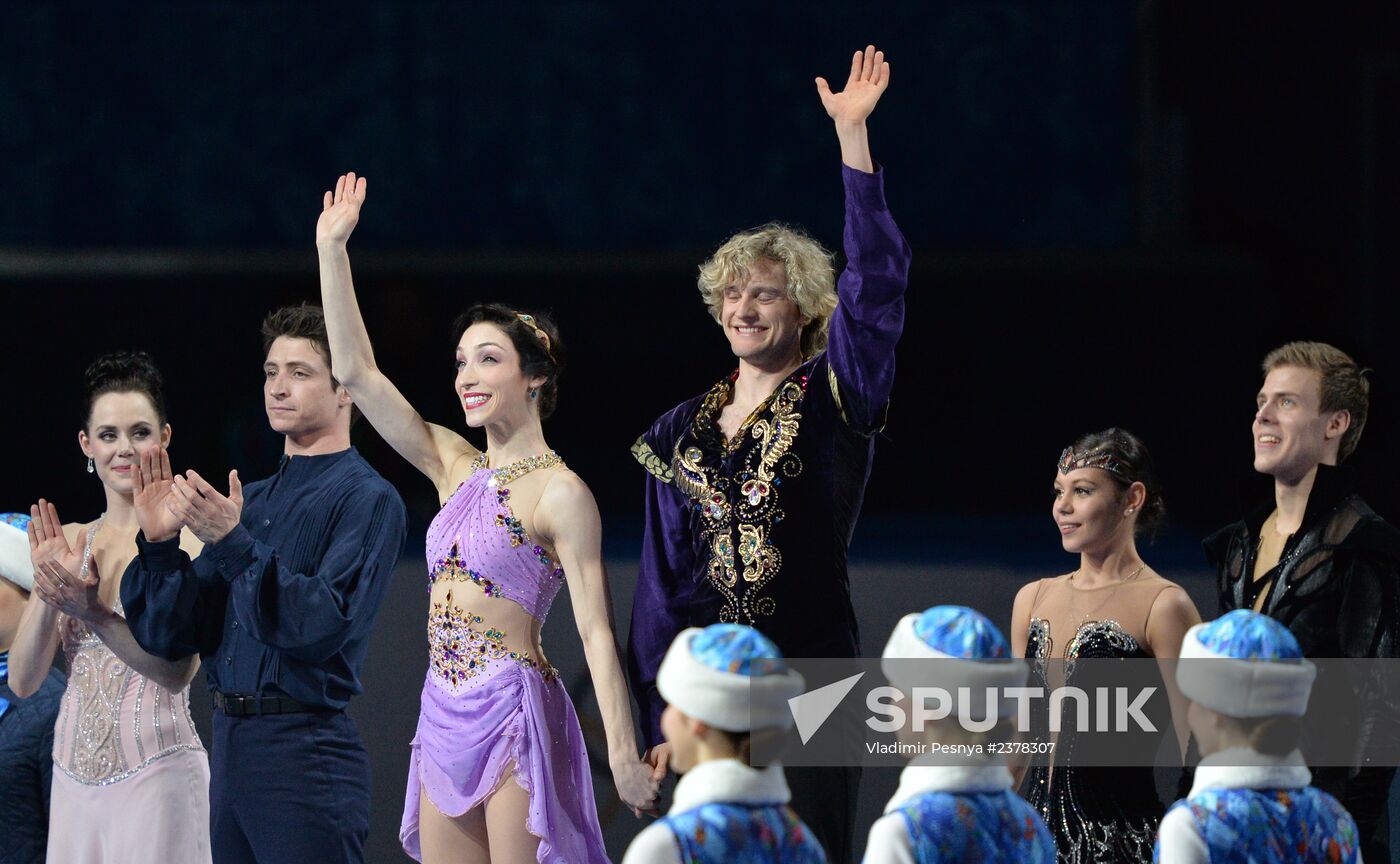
0, 654, 64, 864
121, 447, 406, 709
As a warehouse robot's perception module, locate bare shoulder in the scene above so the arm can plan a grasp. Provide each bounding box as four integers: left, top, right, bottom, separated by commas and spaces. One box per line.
534, 468, 599, 550
1012, 579, 1043, 611
538, 468, 596, 514
1148, 581, 1200, 619
1141, 572, 1197, 610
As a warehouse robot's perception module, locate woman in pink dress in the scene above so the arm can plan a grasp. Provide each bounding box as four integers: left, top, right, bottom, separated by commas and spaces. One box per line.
8, 352, 211, 863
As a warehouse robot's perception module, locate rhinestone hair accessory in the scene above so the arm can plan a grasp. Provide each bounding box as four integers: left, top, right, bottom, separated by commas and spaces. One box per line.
514, 313, 555, 363
1057, 445, 1132, 482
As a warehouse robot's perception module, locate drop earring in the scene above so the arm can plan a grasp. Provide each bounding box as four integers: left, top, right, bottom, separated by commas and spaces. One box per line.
86, 457, 95, 474
529, 389, 538, 400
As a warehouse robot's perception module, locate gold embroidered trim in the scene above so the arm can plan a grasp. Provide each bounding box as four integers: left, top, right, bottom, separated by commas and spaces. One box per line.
671, 370, 808, 624
827, 363, 850, 426
631, 437, 674, 484
827, 361, 890, 434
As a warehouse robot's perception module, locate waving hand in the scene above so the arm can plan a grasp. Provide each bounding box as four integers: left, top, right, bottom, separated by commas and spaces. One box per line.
316, 172, 367, 248
815, 45, 890, 172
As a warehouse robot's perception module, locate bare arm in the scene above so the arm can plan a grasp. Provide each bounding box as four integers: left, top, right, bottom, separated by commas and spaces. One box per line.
20, 503, 199, 693
1145, 583, 1203, 760
1008, 580, 1040, 788
7, 588, 62, 698
316, 172, 477, 493
815, 45, 889, 173
537, 472, 660, 816
86, 612, 200, 692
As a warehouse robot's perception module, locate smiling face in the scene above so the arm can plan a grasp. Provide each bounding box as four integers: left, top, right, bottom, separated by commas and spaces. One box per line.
1253, 365, 1348, 483
454, 322, 544, 429
80, 391, 171, 495
1051, 467, 1137, 554
263, 336, 349, 440
720, 258, 807, 368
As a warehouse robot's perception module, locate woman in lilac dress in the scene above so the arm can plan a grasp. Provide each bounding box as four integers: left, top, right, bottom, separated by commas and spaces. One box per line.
8, 352, 211, 863
316, 174, 659, 863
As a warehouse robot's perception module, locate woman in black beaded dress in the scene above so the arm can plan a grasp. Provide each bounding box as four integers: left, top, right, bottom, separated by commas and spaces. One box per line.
1010, 429, 1201, 863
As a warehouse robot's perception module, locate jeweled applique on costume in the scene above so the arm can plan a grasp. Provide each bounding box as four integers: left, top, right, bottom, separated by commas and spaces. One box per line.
401, 453, 608, 864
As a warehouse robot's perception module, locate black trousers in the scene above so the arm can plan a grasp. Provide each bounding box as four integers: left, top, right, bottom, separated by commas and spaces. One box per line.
209, 710, 370, 864
786, 765, 862, 864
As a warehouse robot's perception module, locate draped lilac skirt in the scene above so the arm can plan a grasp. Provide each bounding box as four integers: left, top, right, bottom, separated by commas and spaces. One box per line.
399, 660, 610, 863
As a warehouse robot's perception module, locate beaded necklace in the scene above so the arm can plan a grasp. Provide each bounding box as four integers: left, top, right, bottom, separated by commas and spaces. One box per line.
471, 450, 563, 488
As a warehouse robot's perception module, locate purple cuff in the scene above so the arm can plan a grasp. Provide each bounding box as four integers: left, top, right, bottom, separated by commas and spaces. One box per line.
204, 523, 257, 582
841, 163, 889, 212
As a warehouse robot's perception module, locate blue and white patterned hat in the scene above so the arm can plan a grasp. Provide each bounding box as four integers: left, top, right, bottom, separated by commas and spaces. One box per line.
0, 513, 34, 592
881, 606, 1028, 716
657, 623, 805, 732
1177, 610, 1315, 718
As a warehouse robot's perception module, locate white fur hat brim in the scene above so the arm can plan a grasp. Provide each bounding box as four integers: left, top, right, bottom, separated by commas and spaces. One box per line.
1176, 622, 1315, 718
656, 627, 806, 732
0, 517, 33, 592
881, 613, 1029, 717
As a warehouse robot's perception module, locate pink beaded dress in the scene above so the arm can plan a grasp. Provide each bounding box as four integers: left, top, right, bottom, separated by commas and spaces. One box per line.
46, 523, 211, 863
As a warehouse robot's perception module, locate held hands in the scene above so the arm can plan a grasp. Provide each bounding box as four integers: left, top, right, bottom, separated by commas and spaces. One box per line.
815, 45, 890, 128
643, 742, 672, 780
28, 500, 110, 625
613, 757, 662, 818
316, 172, 367, 248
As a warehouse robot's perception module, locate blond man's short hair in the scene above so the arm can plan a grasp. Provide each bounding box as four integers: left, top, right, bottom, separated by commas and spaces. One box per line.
1262, 341, 1371, 461
696, 223, 837, 358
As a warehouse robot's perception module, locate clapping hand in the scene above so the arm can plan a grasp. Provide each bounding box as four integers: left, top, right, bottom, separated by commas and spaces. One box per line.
316, 172, 367, 248
28, 500, 109, 624
133, 447, 184, 542
168, 469, 244, 545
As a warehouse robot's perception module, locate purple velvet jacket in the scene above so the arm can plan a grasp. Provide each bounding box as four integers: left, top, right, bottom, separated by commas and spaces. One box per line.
627, 165, 910, 746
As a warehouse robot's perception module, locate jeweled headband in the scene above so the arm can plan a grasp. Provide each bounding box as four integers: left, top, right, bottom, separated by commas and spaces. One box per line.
1057, 446, 1132, 482
514, 313, 555, 363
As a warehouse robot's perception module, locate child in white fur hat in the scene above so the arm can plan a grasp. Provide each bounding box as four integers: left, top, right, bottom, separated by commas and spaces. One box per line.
621, 623, 825, 864
1156, 609, 1360, 862
863, 605, 1055, 863
1, 512, 67, 862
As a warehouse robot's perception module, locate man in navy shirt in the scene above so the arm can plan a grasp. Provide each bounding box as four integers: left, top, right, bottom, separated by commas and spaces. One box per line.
121, 305, 406, 864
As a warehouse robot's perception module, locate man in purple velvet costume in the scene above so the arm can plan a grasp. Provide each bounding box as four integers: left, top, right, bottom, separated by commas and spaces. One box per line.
627, 45, 908, 862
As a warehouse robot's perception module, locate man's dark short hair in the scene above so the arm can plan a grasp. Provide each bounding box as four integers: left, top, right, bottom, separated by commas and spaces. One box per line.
260, 303, 361, 426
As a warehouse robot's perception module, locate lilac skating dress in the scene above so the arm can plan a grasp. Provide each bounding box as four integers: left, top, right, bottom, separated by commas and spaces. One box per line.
400, 456, 609, 863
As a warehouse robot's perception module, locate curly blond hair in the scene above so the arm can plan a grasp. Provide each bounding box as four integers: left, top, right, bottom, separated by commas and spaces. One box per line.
696, 223, 837, 358
1262, 341, 1371, 461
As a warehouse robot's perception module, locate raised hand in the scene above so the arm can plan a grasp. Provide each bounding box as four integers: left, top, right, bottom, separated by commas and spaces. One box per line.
815, 45, 890, 128
28, 500, 108, 624
316, 172, 368, 247
612, 758, 662, 818
168, 469, 244, 545
134, 447, 183, 542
